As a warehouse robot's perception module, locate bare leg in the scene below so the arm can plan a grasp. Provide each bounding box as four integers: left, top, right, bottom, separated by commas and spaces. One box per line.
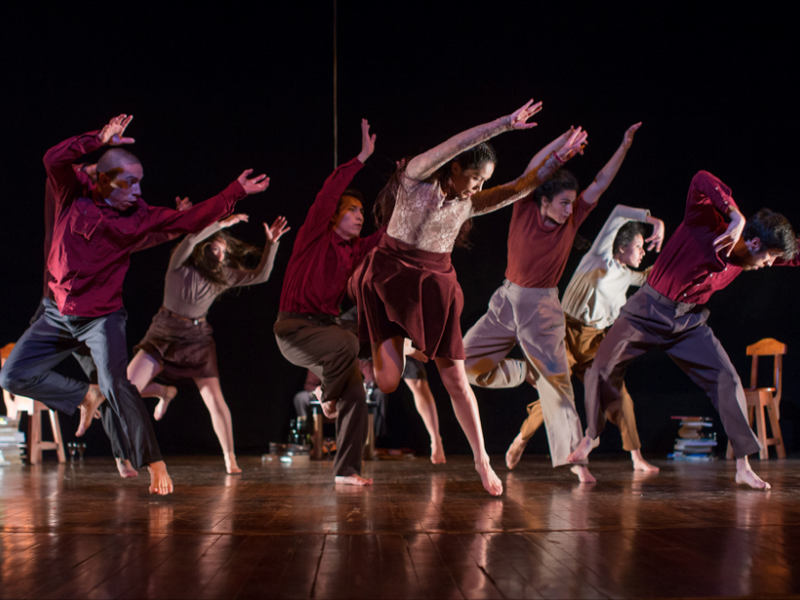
630, 449, 659, 472
148, 460, 173, 495
115, 457, 138, 478
568, 434, 595, 463
434, 357, 502, 496
735, 456, 770, 490
126, 350, 176, 420
76, 384, 105, 437
195, 377, 241, 474
371, 336, 406, 393
404, 378, 445, 464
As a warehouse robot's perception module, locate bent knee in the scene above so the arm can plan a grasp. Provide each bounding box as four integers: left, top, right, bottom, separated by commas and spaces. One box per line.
0, 367, 34, 395
375, 372, 400, 394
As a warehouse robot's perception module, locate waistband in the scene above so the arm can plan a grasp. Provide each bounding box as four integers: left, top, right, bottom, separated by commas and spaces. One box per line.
161, 306, 206, 326
277, 311, 338, 326
641, 284, 698, 318
501, 280, 558, 298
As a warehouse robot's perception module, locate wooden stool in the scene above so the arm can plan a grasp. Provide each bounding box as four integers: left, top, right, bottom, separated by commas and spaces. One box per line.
1, 342, 66, 464
727, 338, 787, 460
308, 398, 379, 461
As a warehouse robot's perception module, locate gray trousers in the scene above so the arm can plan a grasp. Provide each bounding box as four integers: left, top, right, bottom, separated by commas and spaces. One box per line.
463, 281, 585, 467
274, 314, 368, 477
1, 298, 162, 468
584, 284, 761, 458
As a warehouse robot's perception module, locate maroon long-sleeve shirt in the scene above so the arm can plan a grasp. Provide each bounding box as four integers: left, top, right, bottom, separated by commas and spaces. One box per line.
45, 131, 246, 317
649, 171, 798, 304
279, 157, 384, 315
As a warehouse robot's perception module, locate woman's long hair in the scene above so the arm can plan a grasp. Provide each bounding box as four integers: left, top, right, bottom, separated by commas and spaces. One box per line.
374, 143, 497, 249
181, 230, 261, 292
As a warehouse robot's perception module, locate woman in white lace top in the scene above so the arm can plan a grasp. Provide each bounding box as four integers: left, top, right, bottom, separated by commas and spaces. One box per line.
355, 100, 587, 495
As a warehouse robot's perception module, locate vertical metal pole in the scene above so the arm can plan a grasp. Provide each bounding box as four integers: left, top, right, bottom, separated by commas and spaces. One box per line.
333, 0, 338, 168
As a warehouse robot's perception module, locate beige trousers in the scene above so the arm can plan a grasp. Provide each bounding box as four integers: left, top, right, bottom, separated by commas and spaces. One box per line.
520, 315, 641, 451
463, 282, 585, 466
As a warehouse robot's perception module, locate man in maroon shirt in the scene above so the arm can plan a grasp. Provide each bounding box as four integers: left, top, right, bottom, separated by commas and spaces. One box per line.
568, 170, 798, 490
463, 124, 642, 482
274, 119, 384, 486
0, 114, 270, 495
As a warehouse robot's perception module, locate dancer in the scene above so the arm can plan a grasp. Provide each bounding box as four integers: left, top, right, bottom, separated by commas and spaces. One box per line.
567, 170, 798, 490
0, 114, 270, 494
463, 123, 641, 483
274, 119, 384, 486
124, 212, 289, 475
507, 204, 665, 472
399, 358, 446, 464
357, 100, 588, 496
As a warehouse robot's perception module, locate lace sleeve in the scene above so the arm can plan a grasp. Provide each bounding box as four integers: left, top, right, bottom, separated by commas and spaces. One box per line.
470, 152, 563, 216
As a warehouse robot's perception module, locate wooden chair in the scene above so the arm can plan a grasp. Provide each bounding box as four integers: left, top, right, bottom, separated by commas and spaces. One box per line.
1, 343, 66, 464
726, 338, 787, 460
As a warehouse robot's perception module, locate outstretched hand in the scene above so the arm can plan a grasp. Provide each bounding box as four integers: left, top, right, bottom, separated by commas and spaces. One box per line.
507, 99, 543, 130
357, 119, 377, 163
220, 213, 249, 228
645, 218, 665, 252
556, 127, 589, 161
99, 114, 135, 146
713, 210, 745, 256
265, 216, 290, 243
175, 196, 193, 212
237, 169, 270, 195
621, 122, 642, 150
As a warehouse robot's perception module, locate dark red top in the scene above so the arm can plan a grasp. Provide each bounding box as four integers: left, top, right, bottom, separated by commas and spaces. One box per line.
43, 166, 179, 298
45, 131, 246, 317
505, 192, 595, 288
279, 157, 384, 315
649, 171, 799, 304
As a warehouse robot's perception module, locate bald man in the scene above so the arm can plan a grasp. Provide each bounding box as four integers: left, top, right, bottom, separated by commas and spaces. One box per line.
0, 115, 270, 494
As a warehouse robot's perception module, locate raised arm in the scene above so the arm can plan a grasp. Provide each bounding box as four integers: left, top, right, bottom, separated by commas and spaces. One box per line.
588, 205, 651, 258
471, 128, 589, 216
582, 123, 641, 206
405, 100, 542, 182
227, 216, 290, 287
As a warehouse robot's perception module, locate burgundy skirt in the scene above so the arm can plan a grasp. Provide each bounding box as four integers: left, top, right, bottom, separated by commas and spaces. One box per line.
354, 236, 465, 360
133, 307, 219, 382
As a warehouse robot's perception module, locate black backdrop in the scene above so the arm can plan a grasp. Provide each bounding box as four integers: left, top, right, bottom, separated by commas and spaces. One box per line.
2, 4, 798, 459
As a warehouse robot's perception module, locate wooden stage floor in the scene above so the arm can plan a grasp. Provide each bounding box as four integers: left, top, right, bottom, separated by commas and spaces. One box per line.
1, 454, 799, 599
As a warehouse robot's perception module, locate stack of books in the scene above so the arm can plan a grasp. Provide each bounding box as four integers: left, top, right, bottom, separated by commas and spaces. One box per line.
668, 416, 717, 461
0, 416, 24, 466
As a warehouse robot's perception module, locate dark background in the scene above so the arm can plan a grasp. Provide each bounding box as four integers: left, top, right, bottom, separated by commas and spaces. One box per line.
2, 4, 798, 462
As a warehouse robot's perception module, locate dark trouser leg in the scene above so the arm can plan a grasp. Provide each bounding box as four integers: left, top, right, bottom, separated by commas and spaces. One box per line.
664, 323, 760, 458
275, 319, 368, 477
76, 310, 162, 469
0, 304, 88, 413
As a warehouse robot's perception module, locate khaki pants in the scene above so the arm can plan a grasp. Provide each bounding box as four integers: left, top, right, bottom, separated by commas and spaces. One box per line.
520, 315, 642, 451
463, 282, 585, 467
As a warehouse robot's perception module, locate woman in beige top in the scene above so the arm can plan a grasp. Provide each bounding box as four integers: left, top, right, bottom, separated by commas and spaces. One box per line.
123, 214, 289, 474
355, 99, 587, 495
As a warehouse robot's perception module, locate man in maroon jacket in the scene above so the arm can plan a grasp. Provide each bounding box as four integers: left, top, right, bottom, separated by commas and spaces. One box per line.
0, 114, 270, 494
274, 119, 384, 486
568, 171, 798, 490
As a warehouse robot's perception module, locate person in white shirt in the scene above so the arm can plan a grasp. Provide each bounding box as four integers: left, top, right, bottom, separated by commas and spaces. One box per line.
506, 205, 665, 472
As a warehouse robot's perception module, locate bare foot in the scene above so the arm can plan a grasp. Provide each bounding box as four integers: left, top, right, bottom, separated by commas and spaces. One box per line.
115, 457, 138, 478
147, 461, 174, 495
403, 338, 429, 363
321, 399, 338, 420
476, 460, 503, 496
153, 386, 178, 421
570, 465, 597, 483
505, 433, 528, 470
631, 449, 660, 472
335, 474, 373, 486
567, 434, 594, 463
224, 453, 242, 474
76, 385, 105, 437
430, 437, 446, 465
735, 457, 770, 490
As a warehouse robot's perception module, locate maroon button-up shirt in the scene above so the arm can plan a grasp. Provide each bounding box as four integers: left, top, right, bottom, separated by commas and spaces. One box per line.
45, 131, 246, 317
649, 171, 798, 304
279, 157, 385, 315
